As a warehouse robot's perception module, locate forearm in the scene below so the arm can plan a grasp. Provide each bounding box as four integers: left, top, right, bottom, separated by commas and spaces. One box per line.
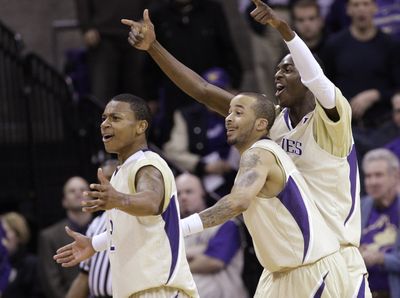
189, 254, 224, 273
147, 41, 231, 116
117, 190, 163, 216
199, 194, 245, 228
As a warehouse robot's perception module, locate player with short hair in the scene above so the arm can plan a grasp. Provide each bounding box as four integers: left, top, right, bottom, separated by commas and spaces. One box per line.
54, 94, 198, 298
122, 2, 370, 295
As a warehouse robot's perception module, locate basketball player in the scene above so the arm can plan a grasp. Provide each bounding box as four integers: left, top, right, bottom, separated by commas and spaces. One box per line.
180, 92, 349, 296
122, 2, 369, 296
54, 94, 198, 298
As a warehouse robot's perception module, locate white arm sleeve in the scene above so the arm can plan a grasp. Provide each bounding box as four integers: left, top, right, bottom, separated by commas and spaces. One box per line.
285, 33, 336, 109
91, 231, 108, 252
181, 213, 204, 237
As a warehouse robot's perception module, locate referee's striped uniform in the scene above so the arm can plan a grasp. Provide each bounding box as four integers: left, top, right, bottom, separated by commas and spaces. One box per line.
80, 212, 112, 298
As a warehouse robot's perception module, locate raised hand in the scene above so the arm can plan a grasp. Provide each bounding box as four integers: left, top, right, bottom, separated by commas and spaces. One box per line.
250, 0, 282, 28
53, 226, 95, 267
82, 168, 122, 212
121, 9, 155, 51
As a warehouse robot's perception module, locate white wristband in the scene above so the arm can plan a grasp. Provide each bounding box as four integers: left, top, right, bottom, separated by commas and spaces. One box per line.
181, 213, 204, 237
91, 232, 108, 252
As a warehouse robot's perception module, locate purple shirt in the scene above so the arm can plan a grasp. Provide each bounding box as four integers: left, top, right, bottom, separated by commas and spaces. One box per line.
204, 221, 241, 265
361, 197, 399, 291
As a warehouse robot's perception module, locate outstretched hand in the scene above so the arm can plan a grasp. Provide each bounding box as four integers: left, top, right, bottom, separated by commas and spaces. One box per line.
250, 0, 282, 28
121, 9, 155, 51
53, 227, 95, 267
82, 168, 122, 212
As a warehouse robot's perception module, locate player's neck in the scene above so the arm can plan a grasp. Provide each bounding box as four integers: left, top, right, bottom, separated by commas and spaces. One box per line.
288, 94, 315, 127
118, 141, 148, 164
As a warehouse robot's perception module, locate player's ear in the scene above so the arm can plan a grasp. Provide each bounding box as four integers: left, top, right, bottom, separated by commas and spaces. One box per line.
136, 120, 148, 135
256, 118, 268, 132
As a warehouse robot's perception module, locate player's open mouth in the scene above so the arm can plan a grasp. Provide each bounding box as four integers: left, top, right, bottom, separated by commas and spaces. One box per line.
275, 83, 285, 97
102, 134, 114, 142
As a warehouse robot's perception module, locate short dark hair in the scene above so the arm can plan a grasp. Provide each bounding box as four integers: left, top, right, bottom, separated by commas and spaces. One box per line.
291, 0, 321, 19
110, 93, 152, 127
241, 92, 277, 131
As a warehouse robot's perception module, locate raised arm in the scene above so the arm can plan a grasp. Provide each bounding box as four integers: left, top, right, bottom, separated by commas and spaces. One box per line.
251, 0, 339, 121
82, 166, 165, 216
121, 10, 233, 117
181, 148, 272, 234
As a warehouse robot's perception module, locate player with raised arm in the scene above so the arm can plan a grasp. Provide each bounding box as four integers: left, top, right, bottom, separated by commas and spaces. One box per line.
122, 3, 370, 295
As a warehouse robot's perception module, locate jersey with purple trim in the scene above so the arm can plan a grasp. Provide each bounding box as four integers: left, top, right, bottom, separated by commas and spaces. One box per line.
107, 150, 198, 298
270, 87, 361, 247
243, 139, 339, 272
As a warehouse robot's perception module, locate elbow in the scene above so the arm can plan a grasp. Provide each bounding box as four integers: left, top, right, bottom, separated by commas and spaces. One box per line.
234, 197, 250, 214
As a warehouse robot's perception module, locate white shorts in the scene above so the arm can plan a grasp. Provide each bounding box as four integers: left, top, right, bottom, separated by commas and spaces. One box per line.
255, 252, 350, 297
129, 286, 194, 298
340, 245, 372, 298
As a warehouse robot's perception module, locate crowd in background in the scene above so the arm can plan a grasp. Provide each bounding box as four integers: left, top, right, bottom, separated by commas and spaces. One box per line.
1, 0, 400, 297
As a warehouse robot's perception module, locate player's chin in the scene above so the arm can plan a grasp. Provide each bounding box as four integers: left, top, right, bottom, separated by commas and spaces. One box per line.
103, 143, 118, 154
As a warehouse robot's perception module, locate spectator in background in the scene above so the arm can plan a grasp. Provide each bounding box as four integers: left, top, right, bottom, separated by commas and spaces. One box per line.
322, 0, 400, 130
1, 212, 41, 298
176, 172, 248, 298
66, 160, 117, 298
38, 176, 92, 298
355, 91, 400, 179
74, 0, 151, 104
360, 148, 400, 298
291, 0, 327, 57
143, 0, 242, 146
163, 67, 239, 200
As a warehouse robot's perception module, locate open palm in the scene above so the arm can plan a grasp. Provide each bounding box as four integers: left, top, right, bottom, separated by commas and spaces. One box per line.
53, 226, 95, 267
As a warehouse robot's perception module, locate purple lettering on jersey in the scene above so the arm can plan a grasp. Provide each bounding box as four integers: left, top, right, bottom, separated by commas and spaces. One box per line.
161, 195, 180, 283
344, 145, 358, 226
282, 138, 303, 155
277, 176, 310, 262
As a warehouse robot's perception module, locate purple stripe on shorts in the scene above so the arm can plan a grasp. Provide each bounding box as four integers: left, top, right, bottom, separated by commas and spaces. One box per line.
357, 275, 366, 298
161, 195, 180, 283
277, 176, 311, 262
344, 145, 358, 226
313, 271, 329, 298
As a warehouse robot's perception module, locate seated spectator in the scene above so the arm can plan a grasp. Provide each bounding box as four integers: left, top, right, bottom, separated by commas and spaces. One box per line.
38, 176, 92, 298
163, 67, 240, 199
360, 148, 400, 298
176, 172, 248, 298
1, 212, 42, 298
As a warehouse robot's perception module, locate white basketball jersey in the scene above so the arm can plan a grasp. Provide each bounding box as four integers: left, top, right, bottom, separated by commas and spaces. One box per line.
270, 88, 361, 246
107, 150, 198, 298
242, 139, 339, 273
